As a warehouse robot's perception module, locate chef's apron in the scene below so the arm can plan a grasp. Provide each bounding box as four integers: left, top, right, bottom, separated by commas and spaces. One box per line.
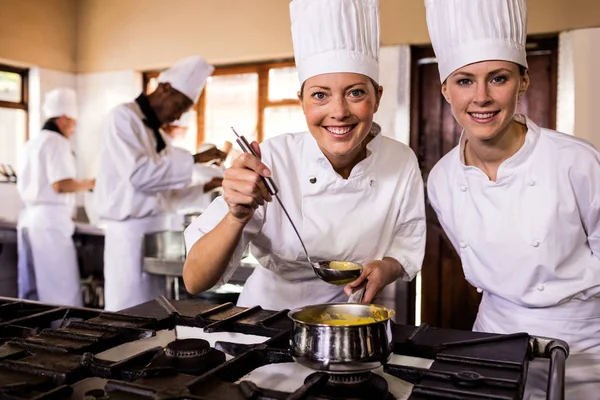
17, 209, 38, 301
474, 292, 600, 399
103, 214, 170, 311
19, 204, 82, 307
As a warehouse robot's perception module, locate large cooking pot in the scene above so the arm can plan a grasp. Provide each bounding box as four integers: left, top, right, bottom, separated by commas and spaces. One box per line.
288, 303, 395, 373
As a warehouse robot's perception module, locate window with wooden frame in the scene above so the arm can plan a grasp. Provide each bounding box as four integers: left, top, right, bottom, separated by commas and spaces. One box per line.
143, 60, 307, 154
0, 64, 28, 178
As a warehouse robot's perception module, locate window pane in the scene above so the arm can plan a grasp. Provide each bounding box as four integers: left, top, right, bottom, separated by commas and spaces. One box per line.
0, 108, 27, 175
204, 73, 258, 149
268, 67, 299, 101
263, 106, 307, 141
0, 71, 22, 103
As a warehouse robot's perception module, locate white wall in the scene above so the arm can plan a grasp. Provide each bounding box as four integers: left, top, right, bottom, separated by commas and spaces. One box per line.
76, 70, 142, 177
557, 27, 600, 149
376, 45, 412, 146
29, 68, 77, 138
76, 70, 142, 223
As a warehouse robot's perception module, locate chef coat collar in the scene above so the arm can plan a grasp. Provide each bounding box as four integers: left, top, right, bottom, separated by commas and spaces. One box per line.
42, 119, 64, 136
42, 119, 76, 157
458, 114, 541, 176
307, 128, 382, 178
135, 93, 166, 153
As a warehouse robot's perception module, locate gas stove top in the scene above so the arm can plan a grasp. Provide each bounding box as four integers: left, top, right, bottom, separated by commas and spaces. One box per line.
0, 297, 551, 399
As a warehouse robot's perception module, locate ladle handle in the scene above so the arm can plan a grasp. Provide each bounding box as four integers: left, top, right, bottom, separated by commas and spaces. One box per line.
347, 286, 366, 303
231, 128, 313, 264
232, 130, 279, 196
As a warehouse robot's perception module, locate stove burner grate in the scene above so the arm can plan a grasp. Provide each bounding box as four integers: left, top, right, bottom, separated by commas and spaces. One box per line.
165, 338, 210, 358
302, 371, 392, 400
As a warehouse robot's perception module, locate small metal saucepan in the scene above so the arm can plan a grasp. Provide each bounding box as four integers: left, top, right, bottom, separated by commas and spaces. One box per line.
288, 303, 395, 373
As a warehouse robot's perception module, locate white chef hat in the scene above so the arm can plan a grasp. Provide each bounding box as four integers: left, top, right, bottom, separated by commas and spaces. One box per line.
43, 88, 78, 120
290, 0, 380, 84
158, 55, 215, 103
425, 0, 528, 83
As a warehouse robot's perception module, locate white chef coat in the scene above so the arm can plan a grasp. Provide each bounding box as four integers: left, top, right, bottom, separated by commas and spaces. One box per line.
95, 103, 194, 222
185, 130, 426, 311
427, 114, 600, 398
95, 101, 195, 311
17, 130, 82, 307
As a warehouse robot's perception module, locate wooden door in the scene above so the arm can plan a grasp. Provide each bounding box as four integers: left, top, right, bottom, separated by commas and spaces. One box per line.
410, 36, 558, 330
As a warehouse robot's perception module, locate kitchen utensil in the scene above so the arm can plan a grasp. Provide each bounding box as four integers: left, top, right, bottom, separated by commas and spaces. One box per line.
231, 127, 364, 290
288, 303, 395, 372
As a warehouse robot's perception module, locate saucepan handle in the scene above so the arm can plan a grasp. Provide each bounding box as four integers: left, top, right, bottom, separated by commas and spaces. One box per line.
347, 286, 366, 303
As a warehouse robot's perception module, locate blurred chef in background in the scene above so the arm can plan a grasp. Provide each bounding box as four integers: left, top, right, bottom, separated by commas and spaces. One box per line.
17, 88, 95, 306
94, 55, 226, 311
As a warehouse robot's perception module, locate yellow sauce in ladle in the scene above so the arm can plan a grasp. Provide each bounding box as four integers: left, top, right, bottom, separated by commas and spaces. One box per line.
328, 261, 362, 271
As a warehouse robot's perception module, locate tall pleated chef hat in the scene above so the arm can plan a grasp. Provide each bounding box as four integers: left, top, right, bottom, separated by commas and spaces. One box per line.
290, 0, 380, 84
158, 55, 215, 103
425, 0, 528, 83
43, 88, 78, 120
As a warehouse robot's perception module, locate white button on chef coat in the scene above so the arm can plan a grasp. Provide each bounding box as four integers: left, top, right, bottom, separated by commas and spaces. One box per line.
536, 283, 545, 291
427, 115, 600, 309
185, 130, 427, 311
476, 288, 483, 293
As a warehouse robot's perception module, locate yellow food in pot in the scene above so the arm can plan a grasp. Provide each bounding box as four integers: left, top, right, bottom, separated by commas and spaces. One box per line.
315, 312, 385, 326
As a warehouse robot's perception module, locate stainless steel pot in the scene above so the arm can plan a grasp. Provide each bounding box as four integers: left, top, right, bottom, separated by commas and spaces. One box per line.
288, 303, 395, 373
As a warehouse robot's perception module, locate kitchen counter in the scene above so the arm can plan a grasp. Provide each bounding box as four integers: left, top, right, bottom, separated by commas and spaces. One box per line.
0, 220, 18, 297
144, 256, 257, 284
0, 218, 105, 236
0, 218, 106, 302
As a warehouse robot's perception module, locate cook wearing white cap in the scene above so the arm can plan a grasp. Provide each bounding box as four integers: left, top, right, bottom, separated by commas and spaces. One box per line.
94, 55, 226, 311
17, 88, 95, 306
424, 0, 600, 397
183, 0, 426, 311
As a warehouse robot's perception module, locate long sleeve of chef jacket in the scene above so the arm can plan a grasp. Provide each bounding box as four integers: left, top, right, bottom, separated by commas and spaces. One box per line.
571, 142, 600, 259
104, 106, 193, 194
184, 197, 265, 285
385, 157, 427, 281
426, 168, 460, 252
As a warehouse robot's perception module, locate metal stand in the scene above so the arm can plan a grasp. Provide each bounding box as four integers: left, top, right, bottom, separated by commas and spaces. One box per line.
165, 276, 180, 301
529, 336, 570, 400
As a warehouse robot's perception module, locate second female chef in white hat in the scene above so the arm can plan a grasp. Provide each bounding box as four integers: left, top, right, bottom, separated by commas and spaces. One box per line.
424, 0, 600, 397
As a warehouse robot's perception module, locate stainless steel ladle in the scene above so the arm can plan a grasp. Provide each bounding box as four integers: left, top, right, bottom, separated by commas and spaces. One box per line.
231, 128, 365, 303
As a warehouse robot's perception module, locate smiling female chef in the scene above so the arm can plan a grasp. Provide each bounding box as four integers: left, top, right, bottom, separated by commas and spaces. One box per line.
183, 0, 426, 311
424, 0, 600, 397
